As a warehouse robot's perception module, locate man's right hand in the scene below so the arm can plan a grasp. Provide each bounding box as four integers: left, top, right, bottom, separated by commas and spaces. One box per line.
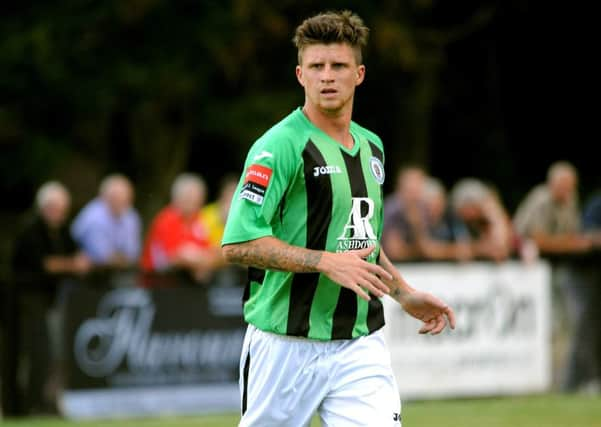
317, 246, 392, 301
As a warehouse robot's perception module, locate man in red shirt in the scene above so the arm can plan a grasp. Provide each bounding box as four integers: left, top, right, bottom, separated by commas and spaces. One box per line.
141, 173, 220, 284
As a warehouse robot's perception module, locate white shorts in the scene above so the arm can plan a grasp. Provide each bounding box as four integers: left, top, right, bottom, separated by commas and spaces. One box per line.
239, 324, 402, 427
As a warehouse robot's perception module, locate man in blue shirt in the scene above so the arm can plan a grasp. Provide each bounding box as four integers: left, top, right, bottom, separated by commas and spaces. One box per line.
71, 174, 141, 268
583, 191, 601, 232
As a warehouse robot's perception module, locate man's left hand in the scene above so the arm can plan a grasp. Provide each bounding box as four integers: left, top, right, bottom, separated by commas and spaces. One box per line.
399, 291, 456, 335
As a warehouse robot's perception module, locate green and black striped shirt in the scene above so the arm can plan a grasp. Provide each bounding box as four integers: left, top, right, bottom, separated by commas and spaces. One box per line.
222, 107, 386, 340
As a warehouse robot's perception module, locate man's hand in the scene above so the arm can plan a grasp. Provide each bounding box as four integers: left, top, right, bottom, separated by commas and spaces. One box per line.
72, 253, 92, 275
317, 246, 392, 301
378, 248, 456, 335
223, 237, 392, 302
397, 290, 456, 335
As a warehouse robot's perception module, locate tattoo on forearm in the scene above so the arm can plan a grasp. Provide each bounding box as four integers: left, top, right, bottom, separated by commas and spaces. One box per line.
302, 251, 322, 270
226, 240, 322, 272
390, 286, 404, 304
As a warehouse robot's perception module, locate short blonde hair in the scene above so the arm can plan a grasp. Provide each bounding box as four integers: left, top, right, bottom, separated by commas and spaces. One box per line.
171, 173, 207, 202
547, 161, 577, 183
36, 181, 70, 210
424, 177, 446, 199
451, 178, 490, 210
99, 173, 132, 196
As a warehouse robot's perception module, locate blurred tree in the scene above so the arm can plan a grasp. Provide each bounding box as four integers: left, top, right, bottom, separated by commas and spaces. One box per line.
1, 0, 500, 220
3, 0, 591, 228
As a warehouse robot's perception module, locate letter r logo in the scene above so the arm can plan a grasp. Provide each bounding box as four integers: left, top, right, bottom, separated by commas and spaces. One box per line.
338, 197, 376, 240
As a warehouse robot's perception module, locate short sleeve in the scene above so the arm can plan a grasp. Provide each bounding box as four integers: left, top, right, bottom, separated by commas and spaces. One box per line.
513, 188, 546, 237
222, 132, 298, 245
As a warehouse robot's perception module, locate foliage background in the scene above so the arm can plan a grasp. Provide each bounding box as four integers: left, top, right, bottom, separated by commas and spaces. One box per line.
0, 1, 595, 275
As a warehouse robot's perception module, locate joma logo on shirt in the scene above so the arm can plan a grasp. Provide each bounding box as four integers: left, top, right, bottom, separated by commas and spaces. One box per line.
313, 165, 342, 177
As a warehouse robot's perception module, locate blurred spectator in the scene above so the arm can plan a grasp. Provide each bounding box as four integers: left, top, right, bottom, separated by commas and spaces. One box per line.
141, 173, 220, 284
11, 181, 91, 414
201, 173, 238, 248
582, 190, 601, 242
200, 174, 246, 287
580, 190, 601, 393
450, 178, 516, 262
71, 174, 141, 269
513, 162, 591, 255
419, 177, 473, 261
513, 161, 598, 393
382, 165, 429, 261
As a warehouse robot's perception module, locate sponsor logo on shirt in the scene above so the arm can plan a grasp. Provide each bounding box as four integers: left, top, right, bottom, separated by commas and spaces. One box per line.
313, 165, 342, 177
240, 164, 272, 205
336, 197, 378, 259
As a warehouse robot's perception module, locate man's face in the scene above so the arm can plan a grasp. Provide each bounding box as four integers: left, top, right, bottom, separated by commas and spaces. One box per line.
550, 172, 576, 205
296, 43, 365, 114
457, 203, 482, 223
399, 169, 426, 204
427, 192, 446, 221
175, 184, 204, 217
105, 181, 133, 217
42, 193, 70, 228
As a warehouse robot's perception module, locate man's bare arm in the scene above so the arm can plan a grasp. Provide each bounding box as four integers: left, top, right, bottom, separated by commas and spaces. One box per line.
222, 236, 323, 272
378, 249, 456, 334
531, 232, 592, 254
223, 236, 392, 301
378, 249, 415, 303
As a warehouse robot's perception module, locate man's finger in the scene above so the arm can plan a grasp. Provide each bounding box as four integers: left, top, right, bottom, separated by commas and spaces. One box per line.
430, 316, 446, 335
351, 284, 371, 302
356, 277, 385, 298
358, 270, 390, 295
353, 245, 375, 258
365, 262, 393, 281
445, 306, 456, 330
419, 319, 436, 334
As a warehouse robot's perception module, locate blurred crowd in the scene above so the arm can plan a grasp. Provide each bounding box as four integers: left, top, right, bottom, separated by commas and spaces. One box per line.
3, 171, 243, 416
2, 160, 601, 416
382, 161, 601, 398
382, 162, 601, 264
11, 172, 244, 289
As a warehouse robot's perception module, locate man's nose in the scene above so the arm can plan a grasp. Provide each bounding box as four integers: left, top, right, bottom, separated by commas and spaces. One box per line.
320, 65, 335, 81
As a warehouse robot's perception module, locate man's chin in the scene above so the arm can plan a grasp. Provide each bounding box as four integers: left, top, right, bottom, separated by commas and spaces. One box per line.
318, 102, 345, 115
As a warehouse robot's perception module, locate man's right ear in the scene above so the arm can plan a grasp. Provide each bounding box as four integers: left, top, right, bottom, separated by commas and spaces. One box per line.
295, 65, 304, 86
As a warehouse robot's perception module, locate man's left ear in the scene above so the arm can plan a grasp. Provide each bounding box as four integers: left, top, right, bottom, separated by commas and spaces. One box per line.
356, 65, 366, 85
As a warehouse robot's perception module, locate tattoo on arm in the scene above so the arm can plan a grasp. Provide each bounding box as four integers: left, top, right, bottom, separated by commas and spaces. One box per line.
225, 238, 323, 272
378, 249, 413, 304
389, 285, 404, 304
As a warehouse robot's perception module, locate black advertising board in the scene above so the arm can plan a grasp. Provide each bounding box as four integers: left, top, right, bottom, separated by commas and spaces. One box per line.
61, 284, 246, 419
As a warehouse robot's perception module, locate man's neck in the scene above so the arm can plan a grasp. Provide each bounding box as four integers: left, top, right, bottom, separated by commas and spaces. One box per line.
302, 103, 354, 149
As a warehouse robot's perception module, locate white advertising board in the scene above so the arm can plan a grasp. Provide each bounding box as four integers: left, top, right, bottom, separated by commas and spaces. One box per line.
383, 260, 552, 400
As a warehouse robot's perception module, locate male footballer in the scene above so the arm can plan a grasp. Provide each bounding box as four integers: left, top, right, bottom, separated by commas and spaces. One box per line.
222, 10, 456, 426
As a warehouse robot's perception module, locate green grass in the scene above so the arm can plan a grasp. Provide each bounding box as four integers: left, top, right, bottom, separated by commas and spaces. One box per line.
403, 394, 601, 427
2, 394, 600, 427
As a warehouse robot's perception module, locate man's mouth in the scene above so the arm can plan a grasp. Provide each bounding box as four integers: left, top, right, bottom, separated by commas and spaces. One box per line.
321, 88, 337, 94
